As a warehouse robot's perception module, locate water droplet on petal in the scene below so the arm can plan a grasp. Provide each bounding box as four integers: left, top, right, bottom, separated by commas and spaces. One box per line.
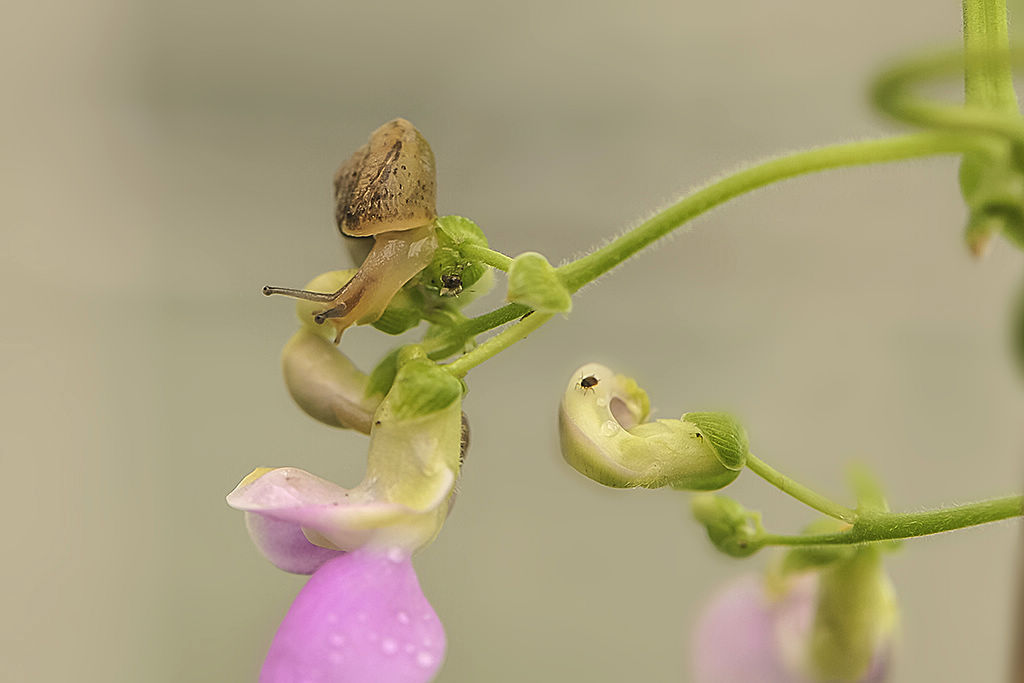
381, 638, 398, 654
416, 651, 436, 668
595, 397, 608, 407
600, 419, 619, 437
396, 611, 410, 625
386, 547, 406, 563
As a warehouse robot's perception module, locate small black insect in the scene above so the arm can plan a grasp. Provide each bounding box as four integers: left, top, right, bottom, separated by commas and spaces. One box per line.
578, 374, 599, 393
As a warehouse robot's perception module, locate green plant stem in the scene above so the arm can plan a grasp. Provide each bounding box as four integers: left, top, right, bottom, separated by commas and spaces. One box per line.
963, 0, 1018, 112
556, 132, 988, 291
444, 311, 553, 378
759, 495, 1023, 546
462, 243, 514, 271
872, 51, 1024, 145
745, 453, 857, 522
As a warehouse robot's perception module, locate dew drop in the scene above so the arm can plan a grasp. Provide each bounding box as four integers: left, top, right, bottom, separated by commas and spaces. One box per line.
396, 611, 410, 625
416, 651, 437, 668
386, 547, 406, 564
381, 638, 398, 655
595, 397, 608, 408
599, 420, 619, 437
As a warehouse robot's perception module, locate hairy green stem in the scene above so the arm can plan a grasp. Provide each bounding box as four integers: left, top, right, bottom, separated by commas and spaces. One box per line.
759, 495, 1022, 546
556, 132, 988, 291
745, 453, 857, 523
444, 311, 553, 378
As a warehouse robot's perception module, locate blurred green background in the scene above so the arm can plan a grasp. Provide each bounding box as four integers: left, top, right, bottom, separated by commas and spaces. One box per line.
4, 1, 1023, 681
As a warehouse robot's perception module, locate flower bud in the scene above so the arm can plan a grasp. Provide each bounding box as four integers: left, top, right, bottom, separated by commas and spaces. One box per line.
422, 215, 494, 300
960, 148, 1024, 255
691, 494, 763, 558
558, 363, 746, 490
507, 252, 572, 314
281, 328, 382, 434
693, 548, 896, 683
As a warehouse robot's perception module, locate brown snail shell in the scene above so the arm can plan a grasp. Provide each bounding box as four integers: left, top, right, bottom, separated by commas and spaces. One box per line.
334, 118, 438, 237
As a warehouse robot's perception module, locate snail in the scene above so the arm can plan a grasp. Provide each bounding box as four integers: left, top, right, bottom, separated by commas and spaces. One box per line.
263, 118, 439, 341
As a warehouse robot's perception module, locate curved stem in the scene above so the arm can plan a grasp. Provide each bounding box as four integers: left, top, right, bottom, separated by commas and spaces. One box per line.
759, 495, 1022, 546
871, 50, 1024, 145
745, 453, 857, 523
443, 311, 554, 378
556, 132, 988, 291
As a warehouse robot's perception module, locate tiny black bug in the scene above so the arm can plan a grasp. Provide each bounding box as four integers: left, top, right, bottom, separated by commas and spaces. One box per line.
578, 374, 599, 393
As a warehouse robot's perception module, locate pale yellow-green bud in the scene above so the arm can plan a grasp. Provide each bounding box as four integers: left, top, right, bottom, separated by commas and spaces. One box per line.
281, 328, 382, 433
558, 363, 746, 490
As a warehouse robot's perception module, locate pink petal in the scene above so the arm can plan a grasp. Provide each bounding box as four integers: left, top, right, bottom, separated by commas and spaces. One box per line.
261, 549, 446, 683
692, 573, 890, 683
244, 512, 344, 575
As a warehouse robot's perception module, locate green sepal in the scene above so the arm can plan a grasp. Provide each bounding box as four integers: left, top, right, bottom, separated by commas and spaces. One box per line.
422, 215, 492, 298
680, 412, 748, 471
386, 353, 463, 421
847, 463, 889, 514
690, 493, 764, 558
507, 252, 572, 314
367, 348, 402, 398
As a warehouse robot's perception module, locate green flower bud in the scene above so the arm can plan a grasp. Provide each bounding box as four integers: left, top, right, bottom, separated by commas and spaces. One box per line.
808, 545, 898, 682
281, 328, 383, 433
558, 363, 745, 490
690, 493, 764, 558
960, 148, 1024, 255
422, 215, 493, 298
507, 252, 572, 314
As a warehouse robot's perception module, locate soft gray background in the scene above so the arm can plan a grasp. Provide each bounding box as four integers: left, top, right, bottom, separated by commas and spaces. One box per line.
4, 1, 1023, 681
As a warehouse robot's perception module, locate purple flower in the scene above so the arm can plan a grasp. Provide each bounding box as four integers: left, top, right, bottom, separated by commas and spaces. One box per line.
692, 571, 894, 683
260, 549, 445, 683
229, 349, 465, 682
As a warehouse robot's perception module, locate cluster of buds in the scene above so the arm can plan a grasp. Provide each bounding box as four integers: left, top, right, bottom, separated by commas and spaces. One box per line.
557, 363, 898, 681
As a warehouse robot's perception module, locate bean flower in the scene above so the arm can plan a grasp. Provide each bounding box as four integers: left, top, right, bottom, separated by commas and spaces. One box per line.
228, 334, 466, 682
692, 548, 897, 682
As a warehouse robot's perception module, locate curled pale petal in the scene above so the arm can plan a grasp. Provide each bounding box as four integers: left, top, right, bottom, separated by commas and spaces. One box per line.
692, 573, 891, 683
227, 467, 456, 561
558, 363, 743, 490
261, 549, 445, 683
